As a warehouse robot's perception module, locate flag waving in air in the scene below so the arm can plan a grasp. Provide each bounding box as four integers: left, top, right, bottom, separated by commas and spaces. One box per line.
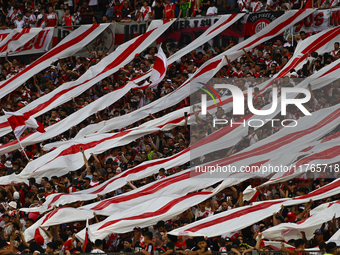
3, 111, 45, 139
133, 45, 167, 90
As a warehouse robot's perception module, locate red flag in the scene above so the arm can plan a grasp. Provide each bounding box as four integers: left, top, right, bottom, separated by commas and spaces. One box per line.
83, 218, 90, 252
4, 111, 45, 139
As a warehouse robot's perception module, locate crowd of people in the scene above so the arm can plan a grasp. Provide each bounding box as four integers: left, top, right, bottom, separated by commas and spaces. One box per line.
0, 6, 340, 254
0, 0, 340, 29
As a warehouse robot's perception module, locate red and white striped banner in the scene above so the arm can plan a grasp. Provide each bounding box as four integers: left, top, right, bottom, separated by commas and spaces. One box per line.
23, 169, 227, 241
0, 16, 246, 158
0, 14, 243, 141
169, 178, 340, 237
19, 103, 340, 216
0, 24, 109, 99
0, 28, 53, 57
0, 28, 42, 56
75, 9, 314, 138
273, 25, 340, 80
0, 21, 173, 142
262, 200, 340, 241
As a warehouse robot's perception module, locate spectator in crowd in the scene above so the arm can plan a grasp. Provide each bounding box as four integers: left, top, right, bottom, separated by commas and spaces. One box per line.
2, 15, 340, 255
46, 6, 58, 27
80, 1, 94, 24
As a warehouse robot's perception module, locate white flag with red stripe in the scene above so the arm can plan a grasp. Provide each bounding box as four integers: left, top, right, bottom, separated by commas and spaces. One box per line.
4, 111, 45, 139
262, 200, 340, 241
141, 45, 167, 89
168, 179, 340, 238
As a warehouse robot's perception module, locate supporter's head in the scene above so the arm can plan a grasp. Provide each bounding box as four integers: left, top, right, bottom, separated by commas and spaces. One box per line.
326, 242, 337, 255
8, 201, 17, 211
314, 229, 324, 243
123, 238, 132, 249
94, 239, 103, 250
143, 231, 153, 242
154, 232, 163, 246
197, 238, 207, 249
45, 181, 54, 193
166, 242, 174, 251
217, 238, 225, 248
26, 218, 35, 228
41, 177, 48, 187
294, 239, 305, 250
271, 63, 277, 71
46, 242, 56, 254
133, 226, 142, 237
239, 243, 248, 253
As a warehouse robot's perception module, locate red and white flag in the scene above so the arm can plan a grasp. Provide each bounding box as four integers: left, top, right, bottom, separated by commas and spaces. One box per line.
4, 111, 45, 139
135, 46, 167, 90
83, 218, 92, 251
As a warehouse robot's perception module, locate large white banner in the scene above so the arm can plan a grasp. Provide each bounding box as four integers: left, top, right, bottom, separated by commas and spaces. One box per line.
0, 28, 42, 56
0, 24, 110, 99
0, 15, 242, 145
293, 8, 340, 34
6, 28, 54, 56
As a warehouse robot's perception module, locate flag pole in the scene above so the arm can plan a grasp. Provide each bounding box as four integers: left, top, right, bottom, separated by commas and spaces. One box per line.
2, 110, 30, 162
16, 137, 30, 162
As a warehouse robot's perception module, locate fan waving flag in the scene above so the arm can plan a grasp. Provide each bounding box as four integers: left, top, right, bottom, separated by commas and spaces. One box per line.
135, 45, 167, 90
4, 111, 45, 139
83, 218, 92, 252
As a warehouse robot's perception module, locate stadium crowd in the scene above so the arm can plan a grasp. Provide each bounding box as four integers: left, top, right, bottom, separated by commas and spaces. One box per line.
0, 0, 340, 29
0, 8, 340, 255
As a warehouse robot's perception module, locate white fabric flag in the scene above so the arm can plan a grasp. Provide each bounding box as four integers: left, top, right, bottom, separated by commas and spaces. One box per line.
0, 28, 42, 55
262, 201, 340, 241
19, 103, 340, 214
169, 178, 340, 237
75, 9, 314, 138
3, 111, 45, 139
0, 24, 110, 99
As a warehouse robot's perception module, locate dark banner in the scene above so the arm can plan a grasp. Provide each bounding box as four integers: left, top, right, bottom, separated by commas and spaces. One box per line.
245, 11, 284, 38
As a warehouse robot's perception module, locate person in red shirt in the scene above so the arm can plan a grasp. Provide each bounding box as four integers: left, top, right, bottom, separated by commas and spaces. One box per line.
62, 9, 74, 29
46, 7, 58, 27
163, 0, 175, 19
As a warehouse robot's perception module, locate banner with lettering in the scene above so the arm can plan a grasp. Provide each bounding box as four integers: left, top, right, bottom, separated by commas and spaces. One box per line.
245, 11, 285, 38
7, 28, 54, 56
294, 8, 340, 34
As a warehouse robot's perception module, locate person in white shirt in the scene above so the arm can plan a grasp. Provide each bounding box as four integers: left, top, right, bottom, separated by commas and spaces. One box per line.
252, 0, 264, 12
266, 0, 279, 10
91, 240, 105, 253
14, 15, 25, 28
139, 0, 152, 21
238, 0, 251, 12
283, 35, 293, 47
206, 2, 218, 16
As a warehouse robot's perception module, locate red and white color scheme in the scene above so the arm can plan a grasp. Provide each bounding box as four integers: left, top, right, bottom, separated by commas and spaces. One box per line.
0, 15, 245, 150
2, 28, 54, 57
18, 102, 340, 215
73, 9, 314, 138
168, 180, 340, 237
0, 28, 42, 56
135, 46, 167, 90
0, 22, 173, 143
3, 111, 45, 139
0, 24, 110, 99
262, 201, 340, 241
